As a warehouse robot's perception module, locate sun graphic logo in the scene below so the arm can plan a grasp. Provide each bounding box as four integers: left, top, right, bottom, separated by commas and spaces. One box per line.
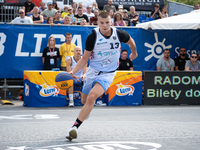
116, 83, 135, 96
144, 33, 172, 61
39, 83, 60, 97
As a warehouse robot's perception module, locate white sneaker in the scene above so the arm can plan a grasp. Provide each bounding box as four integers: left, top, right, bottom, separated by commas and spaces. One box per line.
68, 100, 74, 107
66, 126, 78, 141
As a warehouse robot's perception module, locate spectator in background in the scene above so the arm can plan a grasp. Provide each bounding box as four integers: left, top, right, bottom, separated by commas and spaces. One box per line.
92, 2, 98, 13
47, 17, 54, 25
118, 49, 133, 70
76, 3, 87, 14
156, 49, 175, 71
109, 9, 115, 24
112, 12, 126, 26
22, 0, 35, 16
161, 5, 168, 18
53, 2, 61, 12
30, 6, 44, 23
39, 2, 47, 13
197, 51, 200, 60
128, 6, 139, 26
90, 9, 99, 25
42, 36, 60, 70
74, 7, 89, 25
41, 2, 57, 20
68, 6, 75, 22
61, 5, 69, 19
194, 3, 200, 10
122, 9, 131, 26
66, 46, 87, 107
151, 3, 163, 20
185, 52, 200, 71
174, 48, 189, 71
72, 17, 78, 25
63, 16, 71, 25
54, 11, 64, 24
72, 2, 77, 15
59, 32, 76, 71
117, 5, 123, 13
173, 12, 178, 16
84, 5, 94, 24
103, 0, 116, 12
11, 9, 33, 24
80, 19, 87, 26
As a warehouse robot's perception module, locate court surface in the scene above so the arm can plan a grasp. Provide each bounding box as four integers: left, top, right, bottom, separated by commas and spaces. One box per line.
0, 100, 200, 150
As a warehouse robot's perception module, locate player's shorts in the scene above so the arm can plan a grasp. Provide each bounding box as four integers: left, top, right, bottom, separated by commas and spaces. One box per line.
82, 66, 116, 94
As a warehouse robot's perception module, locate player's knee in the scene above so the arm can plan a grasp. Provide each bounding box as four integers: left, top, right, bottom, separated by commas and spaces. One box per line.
81, 98, 86, 104
86, 93, 97, 105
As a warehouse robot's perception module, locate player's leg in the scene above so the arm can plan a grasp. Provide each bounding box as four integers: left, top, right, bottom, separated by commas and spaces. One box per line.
78, 82, 104, 121
68, 85, 74, 107
66, 82, 104, 141
81, 93, 88, 105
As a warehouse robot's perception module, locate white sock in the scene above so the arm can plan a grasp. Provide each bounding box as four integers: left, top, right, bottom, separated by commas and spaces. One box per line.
69, 94, 73, 101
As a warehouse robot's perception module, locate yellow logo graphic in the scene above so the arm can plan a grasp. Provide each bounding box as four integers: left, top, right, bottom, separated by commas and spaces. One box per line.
39, 83, 60, 97
116, 83, 134, 96
25, 83, 29, 96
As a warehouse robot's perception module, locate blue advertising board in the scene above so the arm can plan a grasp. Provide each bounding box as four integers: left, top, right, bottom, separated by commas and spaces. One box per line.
0, 24, 200, 78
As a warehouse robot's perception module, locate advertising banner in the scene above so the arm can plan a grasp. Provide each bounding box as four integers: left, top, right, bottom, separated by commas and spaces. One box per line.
96, 0, 164, 11
106, 71, 143, 106
2, 0, 41, 6
23, 70, 83, 107
144, 71, 200, 105
1, 24, 200, 78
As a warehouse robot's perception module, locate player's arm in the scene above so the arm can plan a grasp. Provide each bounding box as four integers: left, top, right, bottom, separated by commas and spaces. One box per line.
71, 50, 91, 75
126, 37, 137, 61
118, 30, 137, 61
66, 57, 72, 72
81, 64, 87, 80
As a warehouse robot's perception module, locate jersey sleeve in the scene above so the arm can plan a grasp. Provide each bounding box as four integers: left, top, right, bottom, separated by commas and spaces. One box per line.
85, 30, 96, 51
117, 30, 130, 43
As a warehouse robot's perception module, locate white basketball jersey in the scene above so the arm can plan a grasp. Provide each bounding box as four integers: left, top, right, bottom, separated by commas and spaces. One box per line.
70, 56, 83, 77
89, 27, 121, 72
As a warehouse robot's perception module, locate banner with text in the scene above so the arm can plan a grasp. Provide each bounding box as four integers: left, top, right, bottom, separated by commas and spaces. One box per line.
144, 71, 200, 105
96, 0, 164, 11
0, 24, 200, 78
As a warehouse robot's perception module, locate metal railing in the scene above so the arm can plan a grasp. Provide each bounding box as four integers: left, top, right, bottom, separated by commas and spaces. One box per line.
0, 5, 21, 22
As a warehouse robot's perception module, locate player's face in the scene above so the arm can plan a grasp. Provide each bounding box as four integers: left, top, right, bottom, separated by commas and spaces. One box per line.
74, 48, 82, 56
98, 16, 111, 36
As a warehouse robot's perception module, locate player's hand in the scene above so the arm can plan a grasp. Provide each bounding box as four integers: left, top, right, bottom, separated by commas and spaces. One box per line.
81, 74, 85, 81
73, 75, 80, 82
129, 53, 137, 61
69, 71, 73, 76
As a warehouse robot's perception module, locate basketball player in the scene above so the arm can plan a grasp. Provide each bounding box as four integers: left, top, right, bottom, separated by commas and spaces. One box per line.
66, 46, 87, 107
66, 11, 137, 141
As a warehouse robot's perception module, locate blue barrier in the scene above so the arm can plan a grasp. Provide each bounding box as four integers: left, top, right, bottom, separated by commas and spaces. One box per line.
0, 23, 200, 78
